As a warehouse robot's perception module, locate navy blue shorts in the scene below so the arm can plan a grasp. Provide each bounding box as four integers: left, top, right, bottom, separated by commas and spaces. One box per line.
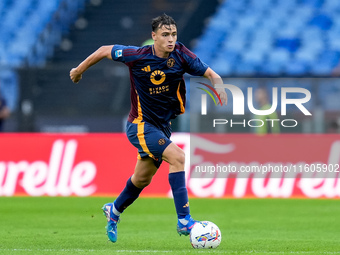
126, 121, 172, 168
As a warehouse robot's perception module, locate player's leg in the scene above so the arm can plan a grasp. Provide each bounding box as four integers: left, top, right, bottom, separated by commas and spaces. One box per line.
110, 121, 158, 214
162, 142, 185, 173
114, 157, 157, 215
103, 157, 157, 242
131, 157, 158, 188
103, 121, 173, 242
162, 143, 196, 236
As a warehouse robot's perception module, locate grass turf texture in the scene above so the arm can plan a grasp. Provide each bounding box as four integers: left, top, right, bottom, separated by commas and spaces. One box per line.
0, 197, 339, 255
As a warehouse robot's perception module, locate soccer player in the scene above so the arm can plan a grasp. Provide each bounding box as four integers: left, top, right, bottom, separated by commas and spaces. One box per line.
70, 14, 227, 243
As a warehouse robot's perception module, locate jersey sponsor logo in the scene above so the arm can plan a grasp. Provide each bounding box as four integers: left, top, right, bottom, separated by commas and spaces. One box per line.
115, 50, 122, 58
149, 85, 170, 95
141, 65, 151, 72
167, 58, 175, 68
150, 70, 166, 85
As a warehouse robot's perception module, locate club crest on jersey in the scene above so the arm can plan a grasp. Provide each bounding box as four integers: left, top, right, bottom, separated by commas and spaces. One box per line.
150, 70, 166, 85
158, 138, 166, 145
167, 58, 175, 68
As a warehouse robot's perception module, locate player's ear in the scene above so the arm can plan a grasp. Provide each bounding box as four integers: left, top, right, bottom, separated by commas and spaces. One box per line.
151, 31, 156, 41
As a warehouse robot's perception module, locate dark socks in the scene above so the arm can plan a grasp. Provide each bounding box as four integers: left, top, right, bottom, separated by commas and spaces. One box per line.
168, 171, 190, 219
113, 177, 143, 214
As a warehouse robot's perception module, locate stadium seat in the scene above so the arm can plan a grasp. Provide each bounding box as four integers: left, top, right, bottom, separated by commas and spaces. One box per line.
259, 63, 282, 76
0, 0, 87, 68
210, 57, 233, 76
242, 50, 265, 66
235, 62, 257, 76
294, 48, 319, 65
193, 0, 340, 76
285, 60, 309, 76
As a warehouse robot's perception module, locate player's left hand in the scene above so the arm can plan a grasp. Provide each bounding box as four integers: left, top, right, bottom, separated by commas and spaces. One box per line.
216, 88, 227, 105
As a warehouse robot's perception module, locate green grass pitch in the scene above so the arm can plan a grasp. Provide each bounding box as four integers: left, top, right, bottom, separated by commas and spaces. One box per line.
0, 197, 339, 255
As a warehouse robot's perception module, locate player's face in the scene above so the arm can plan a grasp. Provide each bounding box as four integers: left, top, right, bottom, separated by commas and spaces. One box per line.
152, 24, 177, 57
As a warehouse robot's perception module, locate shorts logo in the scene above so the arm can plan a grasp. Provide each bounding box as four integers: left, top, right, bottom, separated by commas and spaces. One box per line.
167, 58, 175, 68
150, 70, 166, 85
115, 50, 122, 58
158, 138, 166, 145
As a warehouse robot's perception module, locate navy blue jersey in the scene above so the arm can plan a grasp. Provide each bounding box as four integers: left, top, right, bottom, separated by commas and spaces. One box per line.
111, 42, 208, 129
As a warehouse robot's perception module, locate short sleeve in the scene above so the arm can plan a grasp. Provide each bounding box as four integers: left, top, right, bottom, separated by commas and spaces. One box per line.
185, 56, 209, 76
177, 43, 209, 76
111, 45, 140, 63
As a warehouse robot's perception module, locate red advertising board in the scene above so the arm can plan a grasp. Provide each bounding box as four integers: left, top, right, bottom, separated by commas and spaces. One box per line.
0, 133, 171, 197
0, 133, 339, 198
186, 134, 340, 198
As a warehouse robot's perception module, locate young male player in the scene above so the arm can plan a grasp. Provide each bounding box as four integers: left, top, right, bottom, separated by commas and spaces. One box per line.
70, 14, 227, 243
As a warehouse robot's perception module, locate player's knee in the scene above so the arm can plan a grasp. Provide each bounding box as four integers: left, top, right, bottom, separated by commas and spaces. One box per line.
163, 144, 185, 170
135, 175, 152, 188
175, 150, 185, 168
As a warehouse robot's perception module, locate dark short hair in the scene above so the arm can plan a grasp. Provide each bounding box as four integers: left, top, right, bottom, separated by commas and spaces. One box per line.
152, 14, 177, 32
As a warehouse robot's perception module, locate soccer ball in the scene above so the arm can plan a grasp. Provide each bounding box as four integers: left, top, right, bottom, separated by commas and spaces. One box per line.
190, 221, 222, 249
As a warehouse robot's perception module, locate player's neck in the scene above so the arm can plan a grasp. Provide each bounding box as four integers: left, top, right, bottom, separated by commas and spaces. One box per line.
153, 45, 170, 59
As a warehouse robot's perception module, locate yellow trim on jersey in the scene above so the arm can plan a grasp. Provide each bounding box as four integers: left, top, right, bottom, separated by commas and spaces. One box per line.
132, 92, 143, 124
177, 82, 185, 114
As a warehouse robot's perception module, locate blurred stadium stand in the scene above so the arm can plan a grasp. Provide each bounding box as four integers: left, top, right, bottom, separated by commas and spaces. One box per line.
0, 0, 87, 68
0, 0, 339, 133
194, 0, 340, 77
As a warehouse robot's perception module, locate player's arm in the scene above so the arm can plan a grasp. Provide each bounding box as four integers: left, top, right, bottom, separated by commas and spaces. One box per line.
203, 67, 227, 105
70, 45, 114, 83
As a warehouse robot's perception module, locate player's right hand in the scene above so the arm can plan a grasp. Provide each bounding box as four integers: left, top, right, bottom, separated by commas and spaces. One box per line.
70, 68, 82, 83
